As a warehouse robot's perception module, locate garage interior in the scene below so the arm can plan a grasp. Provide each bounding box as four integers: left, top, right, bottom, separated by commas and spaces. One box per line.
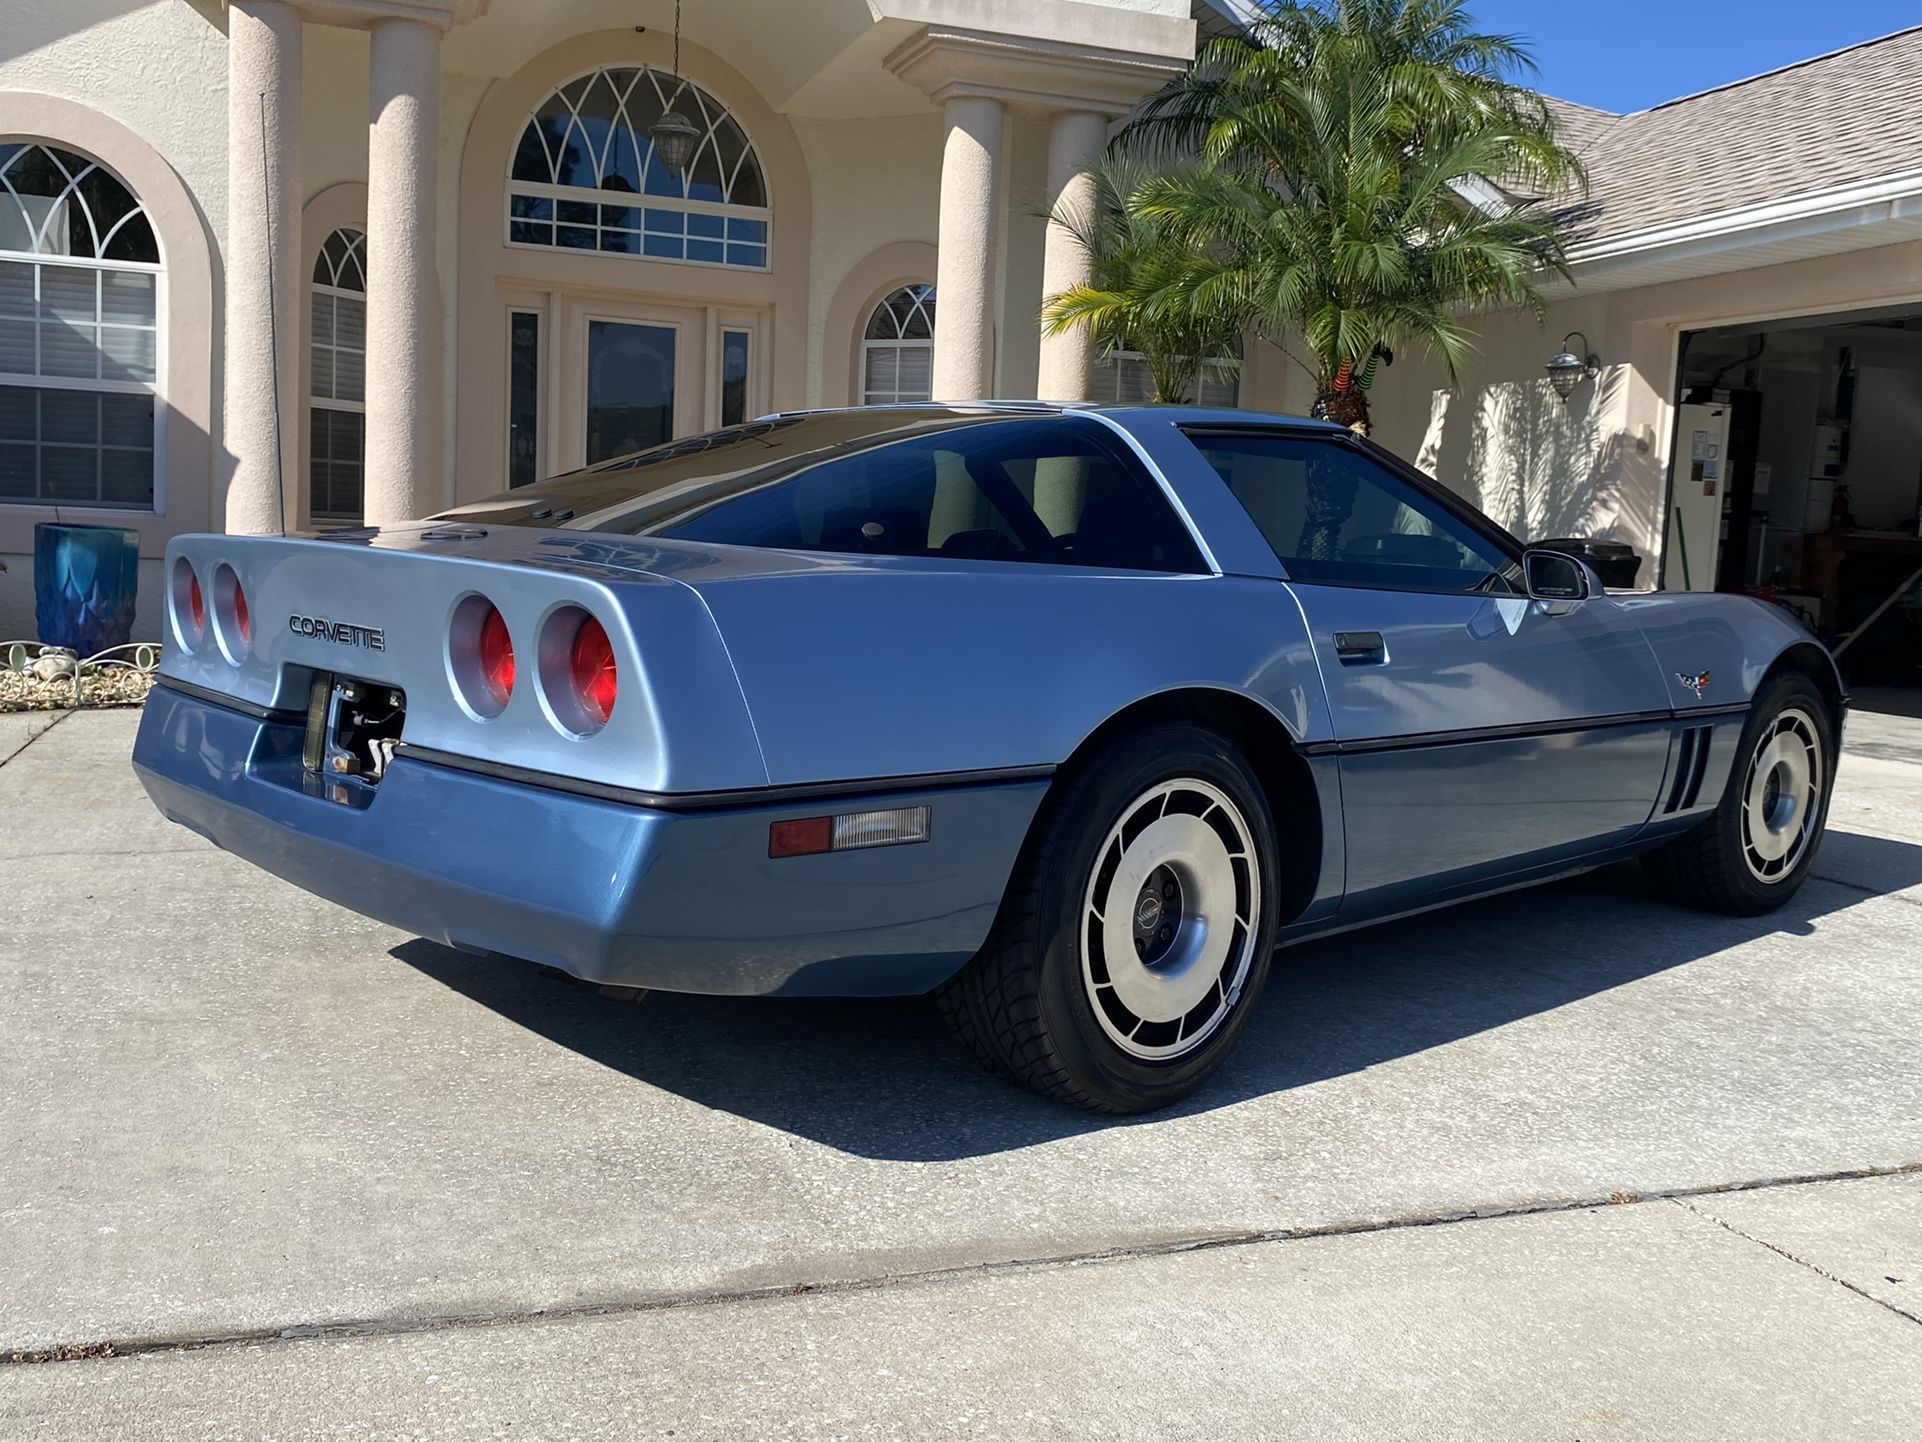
1668, 303, 1922, 694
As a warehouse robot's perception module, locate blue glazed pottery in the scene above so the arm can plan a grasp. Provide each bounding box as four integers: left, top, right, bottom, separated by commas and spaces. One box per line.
33, 523, 140, 655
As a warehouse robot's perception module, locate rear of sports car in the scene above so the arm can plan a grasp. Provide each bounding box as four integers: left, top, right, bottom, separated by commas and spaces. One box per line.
131, 519, 1049, 996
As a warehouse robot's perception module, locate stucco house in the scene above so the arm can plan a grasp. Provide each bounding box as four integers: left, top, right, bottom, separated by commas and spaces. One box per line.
1358, 23, 1922, 631
3, 2, 1921, 650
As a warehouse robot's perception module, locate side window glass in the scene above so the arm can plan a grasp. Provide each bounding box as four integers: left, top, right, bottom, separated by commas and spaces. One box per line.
657, 417, 1207, 573
1189, 432, 1513, 592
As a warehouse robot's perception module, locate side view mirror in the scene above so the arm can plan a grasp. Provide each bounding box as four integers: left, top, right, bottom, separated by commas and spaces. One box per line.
1523, 548, 1591, 610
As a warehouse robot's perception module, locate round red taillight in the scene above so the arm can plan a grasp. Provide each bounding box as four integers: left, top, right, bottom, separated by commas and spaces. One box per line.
478, 605, 515, 706
569, 616, 617, 725
232, 578, 251, 645
188, 571, 205, 632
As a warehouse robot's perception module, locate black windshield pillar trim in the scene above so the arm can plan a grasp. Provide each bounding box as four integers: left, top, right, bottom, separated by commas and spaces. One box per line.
1082, 410, 1225, 576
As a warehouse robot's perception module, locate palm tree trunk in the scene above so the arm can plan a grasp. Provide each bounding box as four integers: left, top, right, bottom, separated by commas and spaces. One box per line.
1299, 374, 1368, 560
1147, 351, 1200, 405
1315, 383, 1371, 435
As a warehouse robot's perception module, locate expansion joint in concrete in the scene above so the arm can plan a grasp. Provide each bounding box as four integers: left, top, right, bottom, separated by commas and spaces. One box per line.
7, 1160, 1918, 1370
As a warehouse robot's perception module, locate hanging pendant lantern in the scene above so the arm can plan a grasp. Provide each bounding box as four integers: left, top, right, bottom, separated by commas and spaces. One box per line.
649, 0, 700, 176
649, 107, 700, 174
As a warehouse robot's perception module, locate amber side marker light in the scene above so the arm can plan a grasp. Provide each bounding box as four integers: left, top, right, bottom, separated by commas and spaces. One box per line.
769, 806, 931, 859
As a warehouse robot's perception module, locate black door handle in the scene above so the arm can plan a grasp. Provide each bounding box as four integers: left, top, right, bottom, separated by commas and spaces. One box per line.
1333, 630, 1386, 663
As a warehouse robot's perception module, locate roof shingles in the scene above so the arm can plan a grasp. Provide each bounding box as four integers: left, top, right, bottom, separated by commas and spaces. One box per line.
1552, 26, 1922, 241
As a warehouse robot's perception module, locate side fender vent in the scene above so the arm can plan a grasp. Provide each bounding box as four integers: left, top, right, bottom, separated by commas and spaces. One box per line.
1664, 725, 1713, 813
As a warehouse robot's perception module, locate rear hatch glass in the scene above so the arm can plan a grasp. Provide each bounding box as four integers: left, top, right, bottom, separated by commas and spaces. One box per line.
436, 409, 1205, 573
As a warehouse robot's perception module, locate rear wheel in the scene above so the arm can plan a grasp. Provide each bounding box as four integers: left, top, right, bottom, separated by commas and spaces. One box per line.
1641, 673, 1835, 915
938, 724, 1281, 1113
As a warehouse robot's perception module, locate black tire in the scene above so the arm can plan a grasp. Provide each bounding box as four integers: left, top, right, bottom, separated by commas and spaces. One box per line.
938, 723, 1282, 1113
1640, 672, 1835, 916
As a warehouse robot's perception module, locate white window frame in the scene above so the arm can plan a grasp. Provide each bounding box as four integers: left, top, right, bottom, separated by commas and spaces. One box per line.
718, 323, 754, 427
504, 68, 772, 274
308, 229, 366, 522
505, 304, 544, 488
860, 338, 936, 406
503, 182, 773, 274
860, 285, 936, 406
0, 249, 166, 516
1092, 347, 1241, 408
579, 309, 687, 466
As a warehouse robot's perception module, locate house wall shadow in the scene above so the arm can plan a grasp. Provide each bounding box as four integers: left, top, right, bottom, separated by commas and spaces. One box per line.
392, 828, 1922, 1163
1459, 366, 1629, 545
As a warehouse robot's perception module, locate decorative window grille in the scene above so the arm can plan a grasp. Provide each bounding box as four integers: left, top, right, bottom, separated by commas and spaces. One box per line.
309, 228, 366, 521
508, 68, 769, 270
862, 285, 935, 405
0, 142, 160, 510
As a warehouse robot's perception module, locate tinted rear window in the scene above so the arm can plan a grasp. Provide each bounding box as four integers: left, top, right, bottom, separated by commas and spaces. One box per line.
440, 410, 1207, 573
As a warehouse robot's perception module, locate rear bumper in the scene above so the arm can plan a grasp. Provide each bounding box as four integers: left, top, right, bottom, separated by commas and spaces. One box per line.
132, 683, 1047, 996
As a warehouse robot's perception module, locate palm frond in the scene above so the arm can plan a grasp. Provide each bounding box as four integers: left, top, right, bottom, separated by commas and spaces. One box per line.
1103, 0, 1584, 406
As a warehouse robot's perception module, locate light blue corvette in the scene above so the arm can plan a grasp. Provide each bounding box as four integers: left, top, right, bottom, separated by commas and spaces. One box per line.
134, 404, 1845, 1112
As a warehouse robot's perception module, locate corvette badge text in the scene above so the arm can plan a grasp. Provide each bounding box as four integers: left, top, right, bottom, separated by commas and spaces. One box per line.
288, 615, 386, 651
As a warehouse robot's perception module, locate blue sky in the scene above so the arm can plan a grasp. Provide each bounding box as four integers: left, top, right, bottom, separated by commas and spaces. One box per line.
1460, 1, 1912, 113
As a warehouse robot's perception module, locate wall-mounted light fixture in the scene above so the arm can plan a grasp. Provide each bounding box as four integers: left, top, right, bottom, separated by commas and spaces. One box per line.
1545, 332, 1601, 401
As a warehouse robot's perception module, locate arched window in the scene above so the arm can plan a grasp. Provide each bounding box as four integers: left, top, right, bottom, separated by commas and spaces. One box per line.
309, 228, 366, 521
508, 68, 768, 269
0, 142, 160, 509
862, 286, 935, 405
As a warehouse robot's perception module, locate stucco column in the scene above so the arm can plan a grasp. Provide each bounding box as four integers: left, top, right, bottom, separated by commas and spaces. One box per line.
362, 17, 442, 526
932, 95, 1005, 402
223, 0, 302, 535
1037, 110, 1108, 403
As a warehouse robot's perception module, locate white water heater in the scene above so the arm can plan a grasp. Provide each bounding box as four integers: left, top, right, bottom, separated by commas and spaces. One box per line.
1669, 402, 1728, 591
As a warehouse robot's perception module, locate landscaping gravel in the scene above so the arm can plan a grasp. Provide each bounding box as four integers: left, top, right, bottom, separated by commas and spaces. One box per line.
0, 665, 153, 711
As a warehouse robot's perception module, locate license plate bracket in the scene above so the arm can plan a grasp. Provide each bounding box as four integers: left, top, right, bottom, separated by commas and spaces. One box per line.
302, 673, 407, 783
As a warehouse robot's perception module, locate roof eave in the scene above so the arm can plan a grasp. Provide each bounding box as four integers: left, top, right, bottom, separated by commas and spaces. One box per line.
1549, 167, 1922, 296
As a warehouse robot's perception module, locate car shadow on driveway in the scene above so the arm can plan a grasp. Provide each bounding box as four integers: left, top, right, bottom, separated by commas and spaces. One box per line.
393, 830, 1922, 1162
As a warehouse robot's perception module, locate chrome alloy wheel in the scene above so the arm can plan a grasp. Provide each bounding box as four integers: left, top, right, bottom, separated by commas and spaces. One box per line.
1080, 778, 1260, 1062
1740, 706, 1824, 884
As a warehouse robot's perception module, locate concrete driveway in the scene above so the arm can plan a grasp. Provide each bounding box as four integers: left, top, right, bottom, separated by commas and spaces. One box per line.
2, 699, 1919, 1439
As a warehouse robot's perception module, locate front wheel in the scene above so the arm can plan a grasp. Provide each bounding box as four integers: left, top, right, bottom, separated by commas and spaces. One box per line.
938, 724, 1281, 1113
1641, 673, 1835, 915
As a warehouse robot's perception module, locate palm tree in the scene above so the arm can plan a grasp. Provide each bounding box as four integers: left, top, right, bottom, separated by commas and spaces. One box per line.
1112, 0, 1585, 433
1038, 158, 1247, 404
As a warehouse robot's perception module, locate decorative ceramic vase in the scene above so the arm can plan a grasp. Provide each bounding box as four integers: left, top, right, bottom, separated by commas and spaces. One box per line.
33, 522, 140, 656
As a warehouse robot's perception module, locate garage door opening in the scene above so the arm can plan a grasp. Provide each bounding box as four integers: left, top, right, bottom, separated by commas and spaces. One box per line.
1668, 303, 1922, 693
